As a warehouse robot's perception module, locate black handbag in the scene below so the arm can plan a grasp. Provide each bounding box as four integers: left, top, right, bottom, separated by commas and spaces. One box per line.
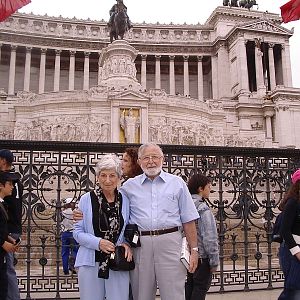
109, 246, 135, 271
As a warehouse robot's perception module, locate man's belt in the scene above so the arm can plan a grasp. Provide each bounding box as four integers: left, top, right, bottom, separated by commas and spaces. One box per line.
140, 226, 179, 236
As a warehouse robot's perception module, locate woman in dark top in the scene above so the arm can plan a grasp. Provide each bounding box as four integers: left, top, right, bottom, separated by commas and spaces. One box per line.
278, 169, 300, 300
73, 154, 132, 300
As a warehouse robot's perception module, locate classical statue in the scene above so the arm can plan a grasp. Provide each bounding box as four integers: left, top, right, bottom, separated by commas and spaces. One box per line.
223, 0, 257, 8
120, 108, 140, 143
108, 0, 132, 43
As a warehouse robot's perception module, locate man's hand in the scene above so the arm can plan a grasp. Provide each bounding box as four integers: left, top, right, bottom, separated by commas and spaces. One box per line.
73, 209, 83, 222
295, 252, 300, 261
188, 250, 198, 273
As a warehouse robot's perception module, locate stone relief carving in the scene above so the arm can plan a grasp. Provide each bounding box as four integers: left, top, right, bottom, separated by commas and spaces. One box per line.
13, 115, 110, 142
250, 22, 279, 33
224, 135, 264, 148
87, 85, 109, 97
16, 91, 37, 103
148, 117, 224, 146
101, 56, 137, 80
0, 128, 13, 140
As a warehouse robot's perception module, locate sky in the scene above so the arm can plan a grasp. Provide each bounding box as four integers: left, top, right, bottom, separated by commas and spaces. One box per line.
19, 0, 300, 88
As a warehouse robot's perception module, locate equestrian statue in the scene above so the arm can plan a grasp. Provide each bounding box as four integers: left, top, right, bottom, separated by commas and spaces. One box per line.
223, 0, 258, 9
108, 0, 132, 43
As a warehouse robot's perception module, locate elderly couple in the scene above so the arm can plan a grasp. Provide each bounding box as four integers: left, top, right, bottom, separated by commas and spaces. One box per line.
73, 142, 219, 300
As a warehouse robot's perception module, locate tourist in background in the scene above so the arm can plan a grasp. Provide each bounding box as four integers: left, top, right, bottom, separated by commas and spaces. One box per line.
185, 174, 219, 300
0, 171, 20, 300
73, 154, 132, 300
61, 197, 78, 275
278, 169, 300, 300
0, 149, 23, 300
121, 147, 143, 181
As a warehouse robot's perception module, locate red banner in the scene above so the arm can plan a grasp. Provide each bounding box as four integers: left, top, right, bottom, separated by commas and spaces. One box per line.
0, 0, 31, 22
280, 0, 300, 23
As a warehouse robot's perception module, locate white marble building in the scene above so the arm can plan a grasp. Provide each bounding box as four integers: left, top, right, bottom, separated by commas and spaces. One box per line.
0, 6, 299, 147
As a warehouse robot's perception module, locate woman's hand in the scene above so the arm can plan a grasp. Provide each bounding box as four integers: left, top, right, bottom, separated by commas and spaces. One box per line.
2, 241, 18, 253
99, 239, 115, 254
121, 243, 133, 262
73, 209, 83, 222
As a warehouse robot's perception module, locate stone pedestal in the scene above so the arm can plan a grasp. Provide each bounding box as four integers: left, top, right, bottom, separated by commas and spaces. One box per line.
99, 40, 142, 91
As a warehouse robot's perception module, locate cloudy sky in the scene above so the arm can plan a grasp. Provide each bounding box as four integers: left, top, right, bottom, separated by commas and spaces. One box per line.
19, 0, 299, 87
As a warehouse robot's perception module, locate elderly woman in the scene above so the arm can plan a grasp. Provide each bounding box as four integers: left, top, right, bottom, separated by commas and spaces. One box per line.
73, 154, 132, 300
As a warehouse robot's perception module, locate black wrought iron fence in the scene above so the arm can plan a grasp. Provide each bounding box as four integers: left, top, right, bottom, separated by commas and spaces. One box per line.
1, 140, 300, 299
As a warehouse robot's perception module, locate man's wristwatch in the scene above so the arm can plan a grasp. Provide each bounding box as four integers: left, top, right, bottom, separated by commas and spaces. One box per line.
191, 247, 199, 252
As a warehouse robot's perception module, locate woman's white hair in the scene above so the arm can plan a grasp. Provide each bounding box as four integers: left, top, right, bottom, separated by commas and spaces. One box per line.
95, 154, 122, 178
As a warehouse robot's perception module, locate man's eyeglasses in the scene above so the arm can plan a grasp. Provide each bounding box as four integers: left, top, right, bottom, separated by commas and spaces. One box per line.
140, 155, 163, 162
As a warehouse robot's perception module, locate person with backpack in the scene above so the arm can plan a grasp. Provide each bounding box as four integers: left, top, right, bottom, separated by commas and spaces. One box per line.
278, 169, 300, 300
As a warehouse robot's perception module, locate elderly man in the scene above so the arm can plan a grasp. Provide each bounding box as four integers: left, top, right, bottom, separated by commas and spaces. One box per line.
0, 149, 23, 300
121, 143, 199, 300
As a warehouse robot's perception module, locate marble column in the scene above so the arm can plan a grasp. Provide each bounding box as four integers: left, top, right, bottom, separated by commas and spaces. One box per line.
23, 47, 32, 92
39, 48, 47, 94
197, 56, 204, 101
169, 55, 175, 95
155, 55, 161, 89
268, 43, 276, 91
281, 44, 293, 87
211, 54, 218, 99
237, 38, 249, 93
8, 45, 17, 95
141, 54, 147, 90
217, 43, 230, 98
255, 43, 265, 95
83, 51, 90, 90
54, 49, 61, 92
264, 111, 274, 140
183, 56, 190, 97
275, 105, 294, 147
68, 50, 76, 90
98, 52, 102, 85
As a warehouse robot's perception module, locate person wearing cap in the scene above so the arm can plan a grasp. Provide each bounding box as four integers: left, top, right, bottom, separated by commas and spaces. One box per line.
0, 171, 20, 300
278, 169, 300, 300
0, 149, 23, 300
61, 198, 79, 275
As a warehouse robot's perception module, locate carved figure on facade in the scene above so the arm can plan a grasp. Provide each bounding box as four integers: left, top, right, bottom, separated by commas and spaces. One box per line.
88, 85, 109, 97
120, 108, 140, 143
225, 134, 264, 147
17, 91, 37, 103
149, 117, 225, 146
0, 129, 13, 140
88, 116, 110, 142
